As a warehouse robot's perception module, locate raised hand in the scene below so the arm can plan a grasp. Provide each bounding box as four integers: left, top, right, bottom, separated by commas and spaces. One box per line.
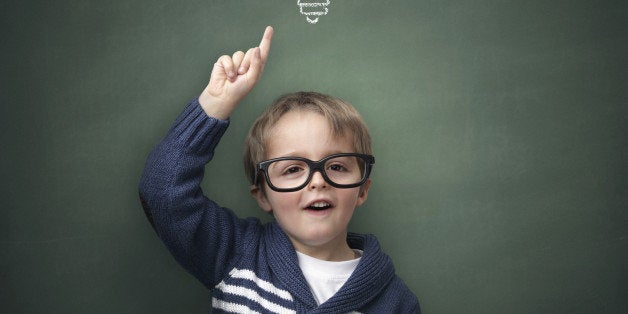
199, 26, 274, 120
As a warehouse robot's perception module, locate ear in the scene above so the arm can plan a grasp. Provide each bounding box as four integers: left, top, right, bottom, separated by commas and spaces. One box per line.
355, 179, 371, 207
250, 185, 273, 213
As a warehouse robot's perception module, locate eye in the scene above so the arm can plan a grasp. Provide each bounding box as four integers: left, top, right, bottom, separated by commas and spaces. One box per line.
284, 166, 305, 175
328, 163, 347, 172
276, 161, 308, 177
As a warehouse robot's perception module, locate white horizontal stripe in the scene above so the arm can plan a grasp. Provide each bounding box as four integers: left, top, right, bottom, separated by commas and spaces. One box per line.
229, 268, 293, 301
216, 282, 296, 314
212, 298, 260, 314
297, 0, 330, 7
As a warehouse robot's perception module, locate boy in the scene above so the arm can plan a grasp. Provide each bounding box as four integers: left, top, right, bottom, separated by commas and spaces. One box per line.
139, 26, 420, 313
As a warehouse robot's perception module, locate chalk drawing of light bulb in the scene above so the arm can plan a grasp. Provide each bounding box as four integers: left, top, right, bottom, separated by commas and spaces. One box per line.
297, 0, 330, 24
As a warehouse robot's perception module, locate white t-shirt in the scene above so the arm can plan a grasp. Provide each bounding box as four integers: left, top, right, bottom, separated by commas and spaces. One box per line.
296, 250, 363, 305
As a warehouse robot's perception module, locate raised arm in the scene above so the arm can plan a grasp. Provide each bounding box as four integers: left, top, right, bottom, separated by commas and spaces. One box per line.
139, 26, 273, 288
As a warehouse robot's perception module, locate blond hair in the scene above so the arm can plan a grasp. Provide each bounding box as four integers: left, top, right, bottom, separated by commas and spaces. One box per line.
243, 92, 372, 186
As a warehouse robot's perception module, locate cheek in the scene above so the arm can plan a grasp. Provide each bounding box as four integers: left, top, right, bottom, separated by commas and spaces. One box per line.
339, 189, 363, 207
266, 191, 300, 211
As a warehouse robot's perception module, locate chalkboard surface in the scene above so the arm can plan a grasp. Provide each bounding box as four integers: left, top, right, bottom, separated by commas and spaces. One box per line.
2, 1, 626, 313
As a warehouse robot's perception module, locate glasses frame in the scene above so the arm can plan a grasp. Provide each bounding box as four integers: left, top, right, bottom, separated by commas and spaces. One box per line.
254, 153, 375, 192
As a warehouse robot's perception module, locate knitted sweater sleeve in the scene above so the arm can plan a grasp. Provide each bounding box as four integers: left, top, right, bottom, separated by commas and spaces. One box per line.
138, 98, 258, 289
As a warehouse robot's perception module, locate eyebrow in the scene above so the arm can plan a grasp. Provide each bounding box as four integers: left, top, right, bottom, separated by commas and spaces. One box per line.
268, 151, 356, 160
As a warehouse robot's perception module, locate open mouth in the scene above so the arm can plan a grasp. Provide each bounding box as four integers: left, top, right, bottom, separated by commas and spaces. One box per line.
306, 201, 332, 211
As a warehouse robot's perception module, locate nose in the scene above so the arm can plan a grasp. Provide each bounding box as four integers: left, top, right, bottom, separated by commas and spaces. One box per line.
308, 170, 327, 190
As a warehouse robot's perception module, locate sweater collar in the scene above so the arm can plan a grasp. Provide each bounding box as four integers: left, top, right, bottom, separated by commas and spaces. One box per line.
265, 222, 396, 312
265, 222, 318, 308
316, 233, 396, 312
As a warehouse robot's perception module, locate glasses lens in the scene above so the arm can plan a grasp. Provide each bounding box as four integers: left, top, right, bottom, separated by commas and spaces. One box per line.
266, 155, 367, 190
324, 155, 365, 185
267, 159, 310, 190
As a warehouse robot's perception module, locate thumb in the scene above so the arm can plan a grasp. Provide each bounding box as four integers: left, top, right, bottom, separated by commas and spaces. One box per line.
246, 47, 263, 83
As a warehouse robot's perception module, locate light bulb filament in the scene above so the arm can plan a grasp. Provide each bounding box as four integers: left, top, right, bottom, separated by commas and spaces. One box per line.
297, 0, 330, 24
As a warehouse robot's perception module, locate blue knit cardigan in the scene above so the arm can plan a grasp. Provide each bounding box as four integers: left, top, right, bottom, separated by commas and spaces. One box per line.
139, 99, 420, 313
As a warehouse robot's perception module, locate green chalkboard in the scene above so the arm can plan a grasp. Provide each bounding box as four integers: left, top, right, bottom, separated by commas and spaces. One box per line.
2, 1, 626, 313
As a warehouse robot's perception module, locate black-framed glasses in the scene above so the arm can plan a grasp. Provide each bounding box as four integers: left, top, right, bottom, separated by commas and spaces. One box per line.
254, 153, 375, 192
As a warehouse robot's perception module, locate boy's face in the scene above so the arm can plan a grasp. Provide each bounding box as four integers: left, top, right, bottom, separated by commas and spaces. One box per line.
251, 110, 370, 259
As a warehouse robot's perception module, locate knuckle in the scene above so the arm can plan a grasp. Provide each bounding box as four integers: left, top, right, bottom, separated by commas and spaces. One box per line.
216, 55, 230, 63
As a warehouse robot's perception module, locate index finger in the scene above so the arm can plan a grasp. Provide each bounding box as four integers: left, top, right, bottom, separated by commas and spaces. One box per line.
259, 26, 274, 62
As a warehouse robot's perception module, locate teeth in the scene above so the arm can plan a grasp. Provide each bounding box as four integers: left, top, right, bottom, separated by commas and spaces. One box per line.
311, 202, 330, 208
308, 202, 331, 209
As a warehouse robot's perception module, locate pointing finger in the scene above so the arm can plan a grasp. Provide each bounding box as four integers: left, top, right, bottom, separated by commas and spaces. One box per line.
258, 26, 273, 63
